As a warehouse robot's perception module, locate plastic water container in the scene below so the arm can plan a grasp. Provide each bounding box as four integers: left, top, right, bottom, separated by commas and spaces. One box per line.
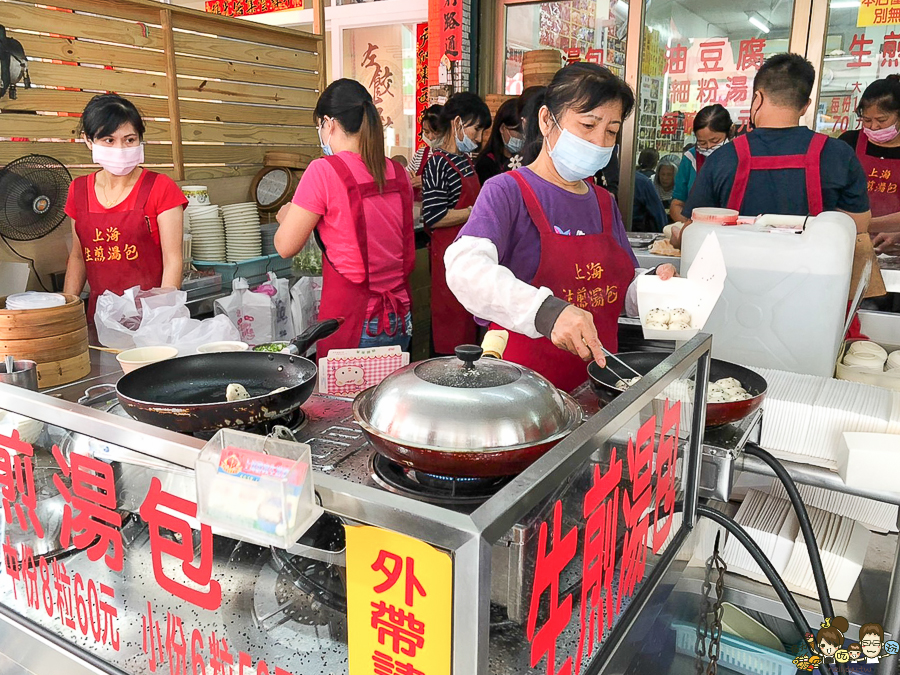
681, 212, 855, 376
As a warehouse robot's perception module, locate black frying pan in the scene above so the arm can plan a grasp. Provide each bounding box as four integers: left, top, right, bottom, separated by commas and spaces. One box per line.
115, 320, 340, 433
587, 351, 767, 428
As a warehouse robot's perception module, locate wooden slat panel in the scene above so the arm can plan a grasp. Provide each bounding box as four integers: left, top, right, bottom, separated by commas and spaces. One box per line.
173, 31, 317, 73
1, 89, 100, 115
0, 140, 170, 165
178, 99, 313, 124
176, 76, 317, 108
175, 53, 318, 90
183, 164, 264, 180
181, 144, 316, 166
169, 12, 320, 55
0, 2, 163, 49
0, 115, 169, 141
181, 123, 317, 146
27, 61, 166, 97
17, 34, 166, 73
3, 0, 162, 26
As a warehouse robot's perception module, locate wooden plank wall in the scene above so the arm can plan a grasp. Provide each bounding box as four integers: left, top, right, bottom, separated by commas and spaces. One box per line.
0, 0, 324, 180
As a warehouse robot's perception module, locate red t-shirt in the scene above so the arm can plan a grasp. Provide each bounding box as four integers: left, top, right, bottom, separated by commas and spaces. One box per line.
65, 170, 188, 231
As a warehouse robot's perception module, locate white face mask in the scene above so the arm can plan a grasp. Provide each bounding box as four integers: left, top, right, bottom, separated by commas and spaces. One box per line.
697, 141, 726, 157
548, 112, 614, 182
91, 143, 144, 176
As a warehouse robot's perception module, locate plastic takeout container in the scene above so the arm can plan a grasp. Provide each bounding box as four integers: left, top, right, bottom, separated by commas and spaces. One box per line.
116, 346, 178, 374
637, 232, 726, 341
692, 207, 739, 225
195, 429, 322, 548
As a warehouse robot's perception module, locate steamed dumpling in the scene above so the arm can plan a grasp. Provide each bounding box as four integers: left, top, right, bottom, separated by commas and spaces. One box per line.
668, 321, 691, 331
707, 390, 729, 403
670, 308, 692, 324
646, 321, 668, 330
647, 308, 671, 324
716, 377, 742, 389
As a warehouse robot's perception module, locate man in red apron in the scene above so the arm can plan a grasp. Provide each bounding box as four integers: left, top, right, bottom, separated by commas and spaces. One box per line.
491, 171, 634, 391
315, 155, 415, 356
426, 149, 480, 354
70, 171, 165, 320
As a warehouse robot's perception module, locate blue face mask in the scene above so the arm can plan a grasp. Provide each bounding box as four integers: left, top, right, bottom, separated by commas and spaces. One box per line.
548, 112, 614, 182
506, 135, 525, 154
455, 120, 479, 154
318, 120, 334, 157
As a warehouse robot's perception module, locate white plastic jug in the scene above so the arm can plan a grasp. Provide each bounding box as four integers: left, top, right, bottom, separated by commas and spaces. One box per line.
680, 212, 855, 376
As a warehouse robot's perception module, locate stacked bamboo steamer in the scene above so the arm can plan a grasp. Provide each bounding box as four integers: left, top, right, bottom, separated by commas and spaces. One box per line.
523, 49, 563, 89
485, 94, 515, 118
0, 294, 90, 388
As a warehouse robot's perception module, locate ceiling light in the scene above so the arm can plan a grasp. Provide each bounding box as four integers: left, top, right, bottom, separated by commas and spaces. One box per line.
830, 0, 859, 7
748, 14, 771, 33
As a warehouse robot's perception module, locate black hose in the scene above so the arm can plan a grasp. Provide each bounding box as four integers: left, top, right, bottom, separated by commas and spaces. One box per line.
696, 505, 830, 675
744, 442, 835, 621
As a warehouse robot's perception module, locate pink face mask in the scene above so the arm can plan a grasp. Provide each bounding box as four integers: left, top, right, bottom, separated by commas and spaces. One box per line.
864, 124, 900, 144
91, 143, 144, 176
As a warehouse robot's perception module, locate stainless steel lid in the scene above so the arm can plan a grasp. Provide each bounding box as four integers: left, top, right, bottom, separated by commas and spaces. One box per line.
354, 345, 583, 451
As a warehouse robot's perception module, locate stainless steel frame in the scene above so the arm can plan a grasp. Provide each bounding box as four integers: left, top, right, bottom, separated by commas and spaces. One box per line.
0, 336, 712, 674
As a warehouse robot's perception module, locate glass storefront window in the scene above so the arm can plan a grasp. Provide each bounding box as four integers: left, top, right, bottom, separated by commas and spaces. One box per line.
815, 4, 900, 138
638, 1, 794, 156
503, 0, 629, 95
343, 24, 418, 159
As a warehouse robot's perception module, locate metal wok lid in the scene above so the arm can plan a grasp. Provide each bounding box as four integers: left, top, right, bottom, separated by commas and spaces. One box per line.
353, 345, 583, 451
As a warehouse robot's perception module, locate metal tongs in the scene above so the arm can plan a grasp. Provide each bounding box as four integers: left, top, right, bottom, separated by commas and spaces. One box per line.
600, 346, 644, 387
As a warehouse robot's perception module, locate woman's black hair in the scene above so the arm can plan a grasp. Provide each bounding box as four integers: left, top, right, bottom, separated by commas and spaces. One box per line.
522, 62, 634, 163
315, 78, 386, 187
521, 88, 547, 164
437, 92, 491, 139
79, 94, 146, 141
518, 86, 546, 122
477, 98, 521, 165
421, 104, 443, 133
693, 104, 733, 137
857, 75, 900, 117
638, 147, 659, 171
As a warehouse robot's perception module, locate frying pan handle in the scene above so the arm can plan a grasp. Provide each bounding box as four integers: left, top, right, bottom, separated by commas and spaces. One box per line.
286, 318, 343, 355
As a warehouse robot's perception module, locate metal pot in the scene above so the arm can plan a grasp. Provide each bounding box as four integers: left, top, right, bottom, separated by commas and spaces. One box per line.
353, 345, 583, 477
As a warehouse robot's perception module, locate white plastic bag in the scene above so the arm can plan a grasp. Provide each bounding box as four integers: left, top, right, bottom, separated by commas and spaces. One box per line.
257, 272, 294, 341
290, 276, 323, 336
133, 314, 239, 354
214, 278, 275, 346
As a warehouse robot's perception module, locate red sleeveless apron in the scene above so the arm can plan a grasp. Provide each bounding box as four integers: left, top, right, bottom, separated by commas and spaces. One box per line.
490, 170, 635, 392
315, 155, 414, 357
427, 149, 480, 354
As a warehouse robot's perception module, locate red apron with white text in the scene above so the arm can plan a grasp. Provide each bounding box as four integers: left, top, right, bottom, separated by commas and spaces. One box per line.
490, 170, 635, 392
315, 155, 414, 357
427, 150, 480, 354
413, 145, 430, 202
73, 170, 163, 321
855, 131, 900, 218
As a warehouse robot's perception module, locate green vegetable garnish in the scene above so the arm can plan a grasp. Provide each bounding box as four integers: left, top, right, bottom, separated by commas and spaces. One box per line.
253, 342, 288, 352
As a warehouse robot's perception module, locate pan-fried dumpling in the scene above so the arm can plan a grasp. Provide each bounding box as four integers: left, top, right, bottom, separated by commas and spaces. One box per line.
226, 383, 251, 401
716, 377, 742, 389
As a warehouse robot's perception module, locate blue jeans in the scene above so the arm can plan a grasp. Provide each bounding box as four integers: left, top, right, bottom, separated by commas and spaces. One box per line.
358, 312, 412, 350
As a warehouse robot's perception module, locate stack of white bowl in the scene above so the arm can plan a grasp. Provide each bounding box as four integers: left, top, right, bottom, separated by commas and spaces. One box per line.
221, 202, 262, 262
187, 206, 226, 261
260, 222, 279, 256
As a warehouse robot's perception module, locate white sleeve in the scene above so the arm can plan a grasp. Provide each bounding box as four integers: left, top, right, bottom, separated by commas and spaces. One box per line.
445, 235, 553, 339
625, 268, 645, 318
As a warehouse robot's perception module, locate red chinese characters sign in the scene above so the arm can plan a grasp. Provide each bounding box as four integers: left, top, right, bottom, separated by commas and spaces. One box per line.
346, 526, 452, 675
204, 0, 304, 17
438, 0, 462, 62
526, 400, 682, 674
416, 23, 429, 151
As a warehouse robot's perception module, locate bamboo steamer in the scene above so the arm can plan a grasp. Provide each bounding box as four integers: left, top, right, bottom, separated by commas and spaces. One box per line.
0, 294, 90, 388
523, 49, 562, 89
485, 94, 515, 118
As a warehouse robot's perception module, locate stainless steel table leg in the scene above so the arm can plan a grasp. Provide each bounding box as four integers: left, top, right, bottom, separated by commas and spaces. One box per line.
876, 510, 900, 675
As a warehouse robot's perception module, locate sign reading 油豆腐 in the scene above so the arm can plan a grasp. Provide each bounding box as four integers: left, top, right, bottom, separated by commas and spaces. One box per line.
858, 0, 900, 27
346, 525, 452, 675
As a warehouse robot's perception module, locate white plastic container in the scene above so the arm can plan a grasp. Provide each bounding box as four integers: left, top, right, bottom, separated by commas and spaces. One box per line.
681, 212, 856, 376
195, 429, 322, 549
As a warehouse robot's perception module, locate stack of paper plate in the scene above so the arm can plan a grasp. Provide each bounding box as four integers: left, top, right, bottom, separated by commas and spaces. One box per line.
6, 292, 66, 310
187, 206, 226, 261
222, 203, 262, 262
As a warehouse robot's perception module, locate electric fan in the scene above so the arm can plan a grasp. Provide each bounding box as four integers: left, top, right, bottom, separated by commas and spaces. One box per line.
0, 154, 71, 241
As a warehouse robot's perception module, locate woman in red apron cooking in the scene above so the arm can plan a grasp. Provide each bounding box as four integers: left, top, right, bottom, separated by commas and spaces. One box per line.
421, 93, 491, 354
409, 105, 442, 202
840, 76, 900, 257
63, 94, 186, 321
275, 79, 415, 357
445, 64, 676, 392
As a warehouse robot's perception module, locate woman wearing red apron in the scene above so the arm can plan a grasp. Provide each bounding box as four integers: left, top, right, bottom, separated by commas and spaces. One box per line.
421, 93, 491, 354
64, 94, 186, 321
840, 76, 900, 257
275, 79, 415, 356
445, 64, 676, 391
409, 105, 442, 202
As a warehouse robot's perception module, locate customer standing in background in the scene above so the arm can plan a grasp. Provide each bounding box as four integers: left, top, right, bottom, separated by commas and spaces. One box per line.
475, 98, 525, 184
654, 153, 679, 214
275, 79, 415, 355
637, 147, 659, 177
408, 104, 442, 200
421, 92, 491, 354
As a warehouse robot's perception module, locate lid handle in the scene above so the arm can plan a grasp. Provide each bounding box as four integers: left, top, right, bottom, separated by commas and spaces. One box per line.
455, 344, 483, 368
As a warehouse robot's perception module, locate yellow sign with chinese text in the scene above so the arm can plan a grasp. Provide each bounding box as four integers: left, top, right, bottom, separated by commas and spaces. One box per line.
858, 0, 900, 27
346, 525, 452, 675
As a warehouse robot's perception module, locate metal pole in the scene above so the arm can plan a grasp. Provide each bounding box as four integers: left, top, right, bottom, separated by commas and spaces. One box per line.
451, 535, 492, 674
683, 348, 709, 527
876, 509, 900, 675
618, 0, 646, 230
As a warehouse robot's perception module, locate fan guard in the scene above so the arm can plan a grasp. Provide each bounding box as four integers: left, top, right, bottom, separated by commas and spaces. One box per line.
0, 154, 72, 241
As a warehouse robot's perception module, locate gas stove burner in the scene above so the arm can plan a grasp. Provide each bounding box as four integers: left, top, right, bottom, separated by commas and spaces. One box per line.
190, 407, 308, 441
370, 453, 513, 506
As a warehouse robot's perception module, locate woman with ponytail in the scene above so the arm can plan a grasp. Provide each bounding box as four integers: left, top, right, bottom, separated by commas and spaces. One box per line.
275, 79, 415, 355
840, 75, 900, 256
